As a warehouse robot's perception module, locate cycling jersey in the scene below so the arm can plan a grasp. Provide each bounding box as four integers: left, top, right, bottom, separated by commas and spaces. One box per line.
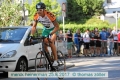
34, 10, 56, 29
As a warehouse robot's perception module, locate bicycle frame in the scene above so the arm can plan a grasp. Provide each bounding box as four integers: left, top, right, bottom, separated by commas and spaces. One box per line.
34, 36, 66, 80
39, 37, 56, 71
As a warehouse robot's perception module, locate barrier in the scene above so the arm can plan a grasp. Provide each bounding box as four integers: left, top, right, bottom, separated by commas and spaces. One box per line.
65, 36, 120, 43
58, 35, 120, 57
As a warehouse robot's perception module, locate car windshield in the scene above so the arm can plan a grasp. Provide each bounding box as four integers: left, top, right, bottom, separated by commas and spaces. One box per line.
0, 28, 27, 43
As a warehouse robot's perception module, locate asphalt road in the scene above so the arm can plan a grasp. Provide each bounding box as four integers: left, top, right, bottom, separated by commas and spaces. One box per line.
1, 56, 120, 80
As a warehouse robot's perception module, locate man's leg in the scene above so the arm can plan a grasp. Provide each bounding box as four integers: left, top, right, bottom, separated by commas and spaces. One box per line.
76, 44, 80, 55
44, 44, 49, 53
49, 34, 58, 66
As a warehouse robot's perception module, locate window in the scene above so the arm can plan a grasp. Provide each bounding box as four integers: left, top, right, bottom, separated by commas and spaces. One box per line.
0, 28, 27, 43
107, 0, 111, 3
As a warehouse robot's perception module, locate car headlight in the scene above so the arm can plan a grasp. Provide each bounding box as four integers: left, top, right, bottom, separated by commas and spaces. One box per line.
2, 50, 17, 58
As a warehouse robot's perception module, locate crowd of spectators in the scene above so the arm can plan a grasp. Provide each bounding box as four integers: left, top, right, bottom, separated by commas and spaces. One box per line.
57, 27, 120, 58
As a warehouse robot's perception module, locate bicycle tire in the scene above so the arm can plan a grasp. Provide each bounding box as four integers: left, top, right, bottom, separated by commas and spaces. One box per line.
35, 51, 49, 80
57, 50, 66, 70
57, 50, 66, 79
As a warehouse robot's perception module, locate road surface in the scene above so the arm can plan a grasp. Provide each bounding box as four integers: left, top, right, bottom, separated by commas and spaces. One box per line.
1, 56, 120, 80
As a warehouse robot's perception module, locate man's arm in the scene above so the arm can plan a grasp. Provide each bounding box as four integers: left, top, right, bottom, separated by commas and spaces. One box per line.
31, 21, 38, 35
51, 20, 59, 35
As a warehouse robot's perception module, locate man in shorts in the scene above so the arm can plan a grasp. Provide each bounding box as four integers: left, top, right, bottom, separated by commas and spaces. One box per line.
83, 29, 90, 57
30, 2, 59, 66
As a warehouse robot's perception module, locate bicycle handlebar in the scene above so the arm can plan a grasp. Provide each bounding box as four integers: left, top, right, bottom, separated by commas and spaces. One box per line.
34, 36, 48, 39
31, 35, 52, 44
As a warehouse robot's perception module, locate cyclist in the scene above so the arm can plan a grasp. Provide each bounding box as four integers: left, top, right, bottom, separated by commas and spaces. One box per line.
30, 2, 59, 66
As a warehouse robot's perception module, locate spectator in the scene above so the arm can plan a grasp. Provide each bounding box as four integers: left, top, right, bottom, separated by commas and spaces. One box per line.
66, 30, 73, 58
83, 29, 90, 57
89, 30, 95, 56
94, 27, 99, 32
100, 27, 107, 56
74, 29, 82, 57
57, 30, 64, 42
107, 29, 114, 56
111, 26, 118, 55
117, 29, 120, 55
94, 31, 101, 56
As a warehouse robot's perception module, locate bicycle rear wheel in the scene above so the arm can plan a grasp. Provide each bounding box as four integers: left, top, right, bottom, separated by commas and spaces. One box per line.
57, 50, 66, 79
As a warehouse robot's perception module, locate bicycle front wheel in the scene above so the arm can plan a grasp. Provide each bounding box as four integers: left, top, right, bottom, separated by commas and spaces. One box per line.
35, 51, 49, 71
35, 51, 49, 80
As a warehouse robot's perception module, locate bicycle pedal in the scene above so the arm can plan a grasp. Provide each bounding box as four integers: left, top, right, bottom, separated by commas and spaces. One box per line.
40, 65, 44, 68
37, 65, 44, 68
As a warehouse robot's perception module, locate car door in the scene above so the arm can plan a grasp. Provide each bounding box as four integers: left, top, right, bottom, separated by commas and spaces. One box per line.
24, 28, 42, 67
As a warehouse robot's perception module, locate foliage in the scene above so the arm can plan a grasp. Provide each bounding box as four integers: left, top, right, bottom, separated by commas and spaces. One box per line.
76, 0, 105, 15
0, 0, 22, 27
66, 0, 105, 22
60, 17, 110, 32
118, 18, 120, 29
25, 0, 61, 25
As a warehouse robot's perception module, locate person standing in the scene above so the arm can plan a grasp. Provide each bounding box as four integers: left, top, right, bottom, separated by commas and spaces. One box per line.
66, 30, 73, 58
89, 30, 95, 56
83, 29, 90, 57
100, 27, 107, 56
74, 29, 82, 57
107, 29, 114, 56
94, 31, 101, 56
111, 27, 118, 56
57, 30, 64, 42
117, 29, 120, 56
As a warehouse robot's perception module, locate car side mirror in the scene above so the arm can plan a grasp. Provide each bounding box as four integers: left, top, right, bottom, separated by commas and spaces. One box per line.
30, 40, 38, 45
27, 36, 38, 45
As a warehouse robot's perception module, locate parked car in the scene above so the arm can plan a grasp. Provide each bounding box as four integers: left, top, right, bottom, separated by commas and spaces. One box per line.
0, 26, 45, 72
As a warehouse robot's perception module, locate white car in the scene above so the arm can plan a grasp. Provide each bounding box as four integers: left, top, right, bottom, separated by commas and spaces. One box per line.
0, 26, 45, 72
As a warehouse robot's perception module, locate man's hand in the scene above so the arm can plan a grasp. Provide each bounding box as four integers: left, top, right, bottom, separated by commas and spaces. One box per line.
50, 31, 53, 35
28, 34, 34, 42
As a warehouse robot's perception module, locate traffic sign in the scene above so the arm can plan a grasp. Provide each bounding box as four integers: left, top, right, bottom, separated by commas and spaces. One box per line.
62, 3, 66, 17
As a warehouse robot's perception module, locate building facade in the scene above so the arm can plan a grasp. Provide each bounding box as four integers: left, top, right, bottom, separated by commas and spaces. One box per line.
101, 0, 120, 24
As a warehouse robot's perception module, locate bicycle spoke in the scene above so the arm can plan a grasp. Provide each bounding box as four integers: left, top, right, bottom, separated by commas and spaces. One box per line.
35, 52, 48, 80
56, 50, 66, 79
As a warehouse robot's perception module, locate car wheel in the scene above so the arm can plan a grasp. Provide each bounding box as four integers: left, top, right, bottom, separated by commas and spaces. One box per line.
15, 58, 28, 71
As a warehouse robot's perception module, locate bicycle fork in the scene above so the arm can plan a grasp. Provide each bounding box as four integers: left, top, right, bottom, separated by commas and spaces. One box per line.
44, 51, 56, 71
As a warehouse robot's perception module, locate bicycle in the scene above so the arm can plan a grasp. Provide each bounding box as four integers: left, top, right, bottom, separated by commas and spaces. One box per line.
31, 35, 66, 80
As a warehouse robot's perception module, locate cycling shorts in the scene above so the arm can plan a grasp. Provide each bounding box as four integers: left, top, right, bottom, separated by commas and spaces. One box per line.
42, 27, 58, 37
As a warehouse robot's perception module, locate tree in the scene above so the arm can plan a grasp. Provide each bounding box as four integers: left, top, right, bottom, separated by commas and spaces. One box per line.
25, 0, 61, 25
77, 0, 106, 15
0, 0, 22, 27
66, 0, 105, 22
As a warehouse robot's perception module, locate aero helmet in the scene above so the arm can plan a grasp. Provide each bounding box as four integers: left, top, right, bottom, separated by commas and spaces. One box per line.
36, 2, 46, 9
